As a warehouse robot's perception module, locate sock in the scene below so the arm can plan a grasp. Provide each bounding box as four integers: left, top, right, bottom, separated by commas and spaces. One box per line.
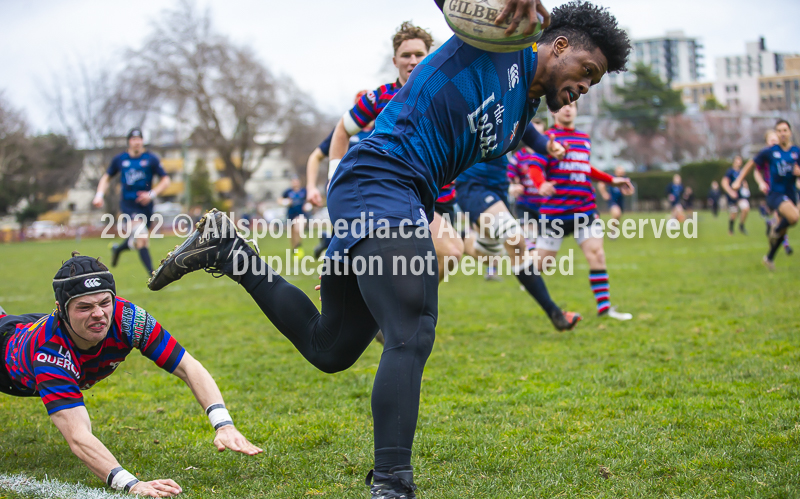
514, 266, 559, 317
739, 223, 745, 232
374, 447, 413, 473
784, 236, 791, 248
768, 238, 782, 261
775, 217, 790, 235
138, 247, 153, 274
590, 269, 610, 315
728, 219, 735, 232
117, 236, 132, 252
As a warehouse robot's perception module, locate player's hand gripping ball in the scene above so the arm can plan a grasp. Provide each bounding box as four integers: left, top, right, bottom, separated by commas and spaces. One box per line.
444, 0, 544, 52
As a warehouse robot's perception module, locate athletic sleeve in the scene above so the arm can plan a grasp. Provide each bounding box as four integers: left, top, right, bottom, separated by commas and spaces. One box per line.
521, 123, 549, 156
106, 156, 120, 177
589, 166, 614, 183
33, 341, 83, 415
343, 87, 385, 135
753, 147, 771, 168
118, 300, 184, 373
152, 155, 168, 178
318, 129, 334, 157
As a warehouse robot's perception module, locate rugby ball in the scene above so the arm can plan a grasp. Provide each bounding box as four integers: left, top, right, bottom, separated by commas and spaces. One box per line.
444, 0, 543, 53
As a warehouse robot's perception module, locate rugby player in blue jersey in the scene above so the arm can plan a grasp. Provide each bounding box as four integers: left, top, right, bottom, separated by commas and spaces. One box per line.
734, 120, 800, 270
666, 173, 686, 223
93, 129, 171, 275
597, 165, 627, 238
147, 1, 631, 496
1, 254, 261, 497
721, 155, 751, 235
280, 176, 309, 258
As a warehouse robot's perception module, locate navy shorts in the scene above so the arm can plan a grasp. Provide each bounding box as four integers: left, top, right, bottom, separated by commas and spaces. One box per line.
120, 200, 154, 229
434, 198, 457, 222
515, 203, 540, 223
456, 181, 509, 226
767, 190, 799, 211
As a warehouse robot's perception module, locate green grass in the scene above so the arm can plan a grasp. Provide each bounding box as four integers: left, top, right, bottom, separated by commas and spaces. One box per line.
1, 212, 798, 498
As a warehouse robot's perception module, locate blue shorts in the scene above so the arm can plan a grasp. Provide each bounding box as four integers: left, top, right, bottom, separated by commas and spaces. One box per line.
455, 180, 509, 226
325, 148, 430, 260
515, 203, 540, 223
287, 209, 307, 221
767, 190, 799, 211
120, 200, 154, 228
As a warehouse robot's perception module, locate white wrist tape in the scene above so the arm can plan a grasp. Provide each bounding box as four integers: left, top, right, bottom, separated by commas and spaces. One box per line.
94, 193, 104, 202
106, 467, 139, 492
328, 159, 341, 180
206, 403, 233, 430
148, 190, 156, 199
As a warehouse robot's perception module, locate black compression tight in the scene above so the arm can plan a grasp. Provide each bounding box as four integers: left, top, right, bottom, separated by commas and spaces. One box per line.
239, 229, 438, 471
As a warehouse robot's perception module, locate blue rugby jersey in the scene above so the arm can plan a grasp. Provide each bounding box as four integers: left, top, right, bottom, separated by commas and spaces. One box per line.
457, 155, 512, 189
332, 36, 540, 211
723, 168, 748, 201
753, 144, 800, 196
3, 297, 184, 415
666, 183, 684, 203
282, 188, 307, 218
106, 151, 168, 201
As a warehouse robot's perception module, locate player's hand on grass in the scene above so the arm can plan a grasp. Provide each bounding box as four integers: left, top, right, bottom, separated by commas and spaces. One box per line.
213, 425, 264, 456
546, 134, 566, 160
612, 177, 634, 195
538, 181, 556, 197
495, 0, 550, 35
307, 186, 323, 207
129, 479, 182, 497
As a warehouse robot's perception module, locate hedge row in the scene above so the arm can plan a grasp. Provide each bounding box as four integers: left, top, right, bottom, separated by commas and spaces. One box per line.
626, 159, 755, 201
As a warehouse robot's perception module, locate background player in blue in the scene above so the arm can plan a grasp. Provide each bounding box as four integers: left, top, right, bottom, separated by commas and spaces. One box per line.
597, 165, 627, 238
666, 174, 686, 223
734, 119, 800, 270
93, 128, 171, 275
280, 176, 308, 258
147, 2, 631, 496
721, 155, 751, 235
0, 253, 261, 497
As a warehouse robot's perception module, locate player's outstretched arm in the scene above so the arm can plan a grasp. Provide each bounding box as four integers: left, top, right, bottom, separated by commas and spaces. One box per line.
171, 353, 263, 456
93, 174, 111, 208
597, 182, 610, 201
306, 147, 327, 206
50, 406, 182, 497
732, 159, 755, 191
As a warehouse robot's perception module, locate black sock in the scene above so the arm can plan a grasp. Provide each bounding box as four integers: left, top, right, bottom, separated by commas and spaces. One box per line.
375, 447, 413, 473
117, 237, 132, 252
515, 266, 559, 316
775, 217, 790, 235
138, 247, 153, 273
729, 219, 734, 232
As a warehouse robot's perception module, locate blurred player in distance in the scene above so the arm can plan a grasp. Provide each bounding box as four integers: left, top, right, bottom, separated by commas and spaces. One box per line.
0, 253, 261, 497
597, 165, 627, 238
707, 180, 721, 217
93, 128, 171, 275
734, 120, 799, 269
280, 176, 308, 258
666, 174, 685, 223
721, 155, 750, 235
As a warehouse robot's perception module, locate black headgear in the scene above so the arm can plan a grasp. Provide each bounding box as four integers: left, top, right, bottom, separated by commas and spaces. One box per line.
127, 128, 143, 141
53, 253, 116, 328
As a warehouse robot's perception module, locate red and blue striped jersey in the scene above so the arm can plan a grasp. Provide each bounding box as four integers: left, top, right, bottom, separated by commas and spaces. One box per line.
531, 125, 600, 218
436, 182, 456, 203
508, 148, 545, 209
342, 80, 402, 134
2, 297, 185, 415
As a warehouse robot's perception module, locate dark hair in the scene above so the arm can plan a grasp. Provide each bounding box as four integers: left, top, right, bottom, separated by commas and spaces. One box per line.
776, 119, 791, 130
539, 1, 631, 73
393, 21, 434, 54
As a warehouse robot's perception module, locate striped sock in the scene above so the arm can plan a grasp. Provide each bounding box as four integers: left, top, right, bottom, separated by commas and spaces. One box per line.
589, 269, 610, 315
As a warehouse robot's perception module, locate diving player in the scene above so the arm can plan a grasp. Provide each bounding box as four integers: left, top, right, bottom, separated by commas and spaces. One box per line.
530, 101, 634, 320
93, 128, 171, 275
734, 120, 800, 270
147, 1, 631, 496
0, 253, 261, 497
721, 155, 750, 235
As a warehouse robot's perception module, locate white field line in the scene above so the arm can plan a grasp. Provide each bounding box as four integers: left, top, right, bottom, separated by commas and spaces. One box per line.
0, 473, 121, 499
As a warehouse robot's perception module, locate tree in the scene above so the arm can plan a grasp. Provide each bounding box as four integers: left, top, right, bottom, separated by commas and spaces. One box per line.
606, 63, 685, 136
702, 95, 725, 111
0, 91, 30, 215
118, 0, 295, 208
188, 158, 215, 209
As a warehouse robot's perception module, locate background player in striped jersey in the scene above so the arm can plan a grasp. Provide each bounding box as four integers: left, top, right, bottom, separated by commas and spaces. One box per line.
721, 155, 751, 235
733, 119, 800, 269
597, 165, 627, 238
530, 101, 634, 320
147, 2, 632, 495
0, 253, 261, 496
509, 119, 547, 250
326, 22, 465, 283
93, 129, 171, 276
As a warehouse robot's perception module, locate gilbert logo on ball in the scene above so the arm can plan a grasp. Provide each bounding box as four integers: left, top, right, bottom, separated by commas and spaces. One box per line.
444, 0, 543, 53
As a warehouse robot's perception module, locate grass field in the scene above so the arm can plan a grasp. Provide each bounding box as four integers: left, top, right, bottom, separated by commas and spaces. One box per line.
0, 211, 798, 498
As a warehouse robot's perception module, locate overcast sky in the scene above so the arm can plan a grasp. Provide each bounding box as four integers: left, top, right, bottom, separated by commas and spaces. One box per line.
2, 0, 799, 133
